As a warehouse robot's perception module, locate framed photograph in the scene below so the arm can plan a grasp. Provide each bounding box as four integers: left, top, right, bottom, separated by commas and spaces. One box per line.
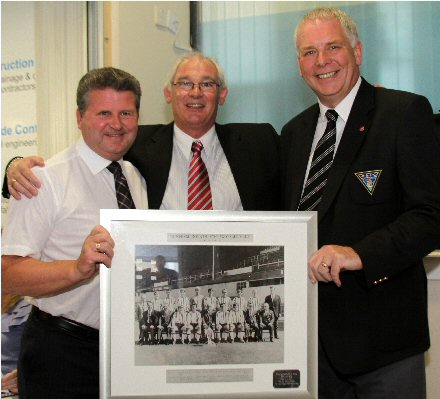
100, 210, 317, 399
425, 249, 440, 280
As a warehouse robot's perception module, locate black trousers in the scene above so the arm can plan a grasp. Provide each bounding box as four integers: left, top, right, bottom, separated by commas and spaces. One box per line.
18, 310, 99, 398
319, 339, 426, 399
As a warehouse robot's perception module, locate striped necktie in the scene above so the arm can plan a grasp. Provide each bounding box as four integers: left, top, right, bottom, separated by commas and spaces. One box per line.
188, 141, 213, 210
107, 161, 136, 209
298, 109, 338, 211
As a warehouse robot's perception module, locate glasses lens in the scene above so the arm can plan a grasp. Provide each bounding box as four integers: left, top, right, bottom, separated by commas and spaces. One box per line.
175, 81, 218, 92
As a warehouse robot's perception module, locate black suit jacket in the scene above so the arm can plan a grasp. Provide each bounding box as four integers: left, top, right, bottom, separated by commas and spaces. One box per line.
281, 78, 440, 375
124, 122, 281, 211
264, 294, 281, 318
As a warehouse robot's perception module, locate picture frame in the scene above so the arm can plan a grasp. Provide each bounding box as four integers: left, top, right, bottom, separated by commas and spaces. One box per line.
100, 210, 317, 399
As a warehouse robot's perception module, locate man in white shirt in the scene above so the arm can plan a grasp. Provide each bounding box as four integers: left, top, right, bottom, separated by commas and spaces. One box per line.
217, 288, 232, 310
232, 288, 247, 312
248, 288, 261, 316
151, 290, 163, 312
171, 305, 188, 344
1, 67, 148, 397
229, 303, 245, 343
186, 303, 202, 344
176, 288, 190, 311
163, 289, 176, 312
203, 287, 217, 310
190, 286, 204, 311
215, 302, 230, 343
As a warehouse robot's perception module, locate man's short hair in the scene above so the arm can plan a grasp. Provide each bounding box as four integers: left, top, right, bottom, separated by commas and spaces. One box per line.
77, 67, 141, 115
165, 52, 227, 89
294, 7, 360, 50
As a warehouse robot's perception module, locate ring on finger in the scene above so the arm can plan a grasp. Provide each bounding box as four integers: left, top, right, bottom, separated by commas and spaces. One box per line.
321, 262, 329, 269
10, 178, 17, 185
95, 242, 101, 252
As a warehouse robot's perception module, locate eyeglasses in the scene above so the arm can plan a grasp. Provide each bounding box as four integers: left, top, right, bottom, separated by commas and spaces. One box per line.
173, 80, 220, 92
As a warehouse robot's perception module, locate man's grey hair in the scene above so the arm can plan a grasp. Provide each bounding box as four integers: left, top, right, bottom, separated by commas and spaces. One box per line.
164, 52, 227, 89
294, 7, 360, 50
77, 67, 141, 115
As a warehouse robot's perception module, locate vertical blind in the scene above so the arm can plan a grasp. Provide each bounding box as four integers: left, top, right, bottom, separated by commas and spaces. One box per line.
200, 1, 440, 134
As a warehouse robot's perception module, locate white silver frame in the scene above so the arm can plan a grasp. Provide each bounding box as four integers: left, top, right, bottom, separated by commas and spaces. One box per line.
100, 210, 317, 399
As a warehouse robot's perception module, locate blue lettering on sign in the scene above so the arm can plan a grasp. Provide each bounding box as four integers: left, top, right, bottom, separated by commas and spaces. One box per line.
1, 59, 35, 71
15, 124, 38, 135
1, 126, 13, 136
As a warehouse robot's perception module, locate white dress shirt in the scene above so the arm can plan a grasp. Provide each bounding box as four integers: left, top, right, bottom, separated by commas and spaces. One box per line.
302, 77, 362, 192
160, 124, 243, 210
2, 137, 149, 329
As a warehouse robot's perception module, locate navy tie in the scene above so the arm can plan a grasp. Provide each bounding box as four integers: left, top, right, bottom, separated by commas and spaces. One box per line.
107, 161, 136, 209
298, 109, 338, 211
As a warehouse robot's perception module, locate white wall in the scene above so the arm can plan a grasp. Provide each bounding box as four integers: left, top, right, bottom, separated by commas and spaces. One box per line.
426, 257, 440, 398
105, 1, 192, 125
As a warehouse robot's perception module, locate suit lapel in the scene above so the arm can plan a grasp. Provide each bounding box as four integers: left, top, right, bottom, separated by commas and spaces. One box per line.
318, 79, 375, 222
287, 106, 320, 211
146, 123, 174, 209
216, 123, 253, 209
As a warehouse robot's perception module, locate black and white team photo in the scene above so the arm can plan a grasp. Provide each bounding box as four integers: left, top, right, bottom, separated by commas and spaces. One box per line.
133, 245, 285, 366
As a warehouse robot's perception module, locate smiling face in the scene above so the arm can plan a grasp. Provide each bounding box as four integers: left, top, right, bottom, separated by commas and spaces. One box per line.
297, 18, 362, 108
77, 88, 138, 160
163, 56, 228, 139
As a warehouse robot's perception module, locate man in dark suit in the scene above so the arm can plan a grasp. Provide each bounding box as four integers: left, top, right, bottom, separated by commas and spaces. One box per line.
280, 7, 440, 399
264, 286, 281, 339
122, 53, 279, 211
4, 53, 281, 212
259, 302, 275, 342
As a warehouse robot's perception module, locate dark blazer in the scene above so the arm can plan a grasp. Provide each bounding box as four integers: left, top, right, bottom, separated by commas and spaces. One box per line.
124, 122, 281, 211
264, 294, 281, 318
281, 78, 440, 375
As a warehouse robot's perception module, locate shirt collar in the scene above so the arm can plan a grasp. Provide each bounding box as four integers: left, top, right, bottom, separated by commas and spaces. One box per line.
76, 136, 121, 175
318, 76, 362, 123
174, 123, 216, 161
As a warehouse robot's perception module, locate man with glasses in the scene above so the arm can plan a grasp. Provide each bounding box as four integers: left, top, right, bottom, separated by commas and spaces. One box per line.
5, 53, 280, 212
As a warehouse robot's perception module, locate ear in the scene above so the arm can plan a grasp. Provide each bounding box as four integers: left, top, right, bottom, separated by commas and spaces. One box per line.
297, 56, 303, 78
163, 85, 172, 104
218, 87, 228, 106
76, 109, 82, 128
354, 41, 363, 66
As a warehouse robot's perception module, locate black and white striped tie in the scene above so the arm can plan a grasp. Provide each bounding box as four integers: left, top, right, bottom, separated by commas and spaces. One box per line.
107, 161, 136, 209
298, 109, 338, 211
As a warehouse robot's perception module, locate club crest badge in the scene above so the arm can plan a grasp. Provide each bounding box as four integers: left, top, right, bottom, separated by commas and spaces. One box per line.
354, 170, 382, 195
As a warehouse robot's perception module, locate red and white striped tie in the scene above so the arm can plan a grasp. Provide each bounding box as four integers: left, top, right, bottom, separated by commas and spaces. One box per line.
188, 141, 213, 210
